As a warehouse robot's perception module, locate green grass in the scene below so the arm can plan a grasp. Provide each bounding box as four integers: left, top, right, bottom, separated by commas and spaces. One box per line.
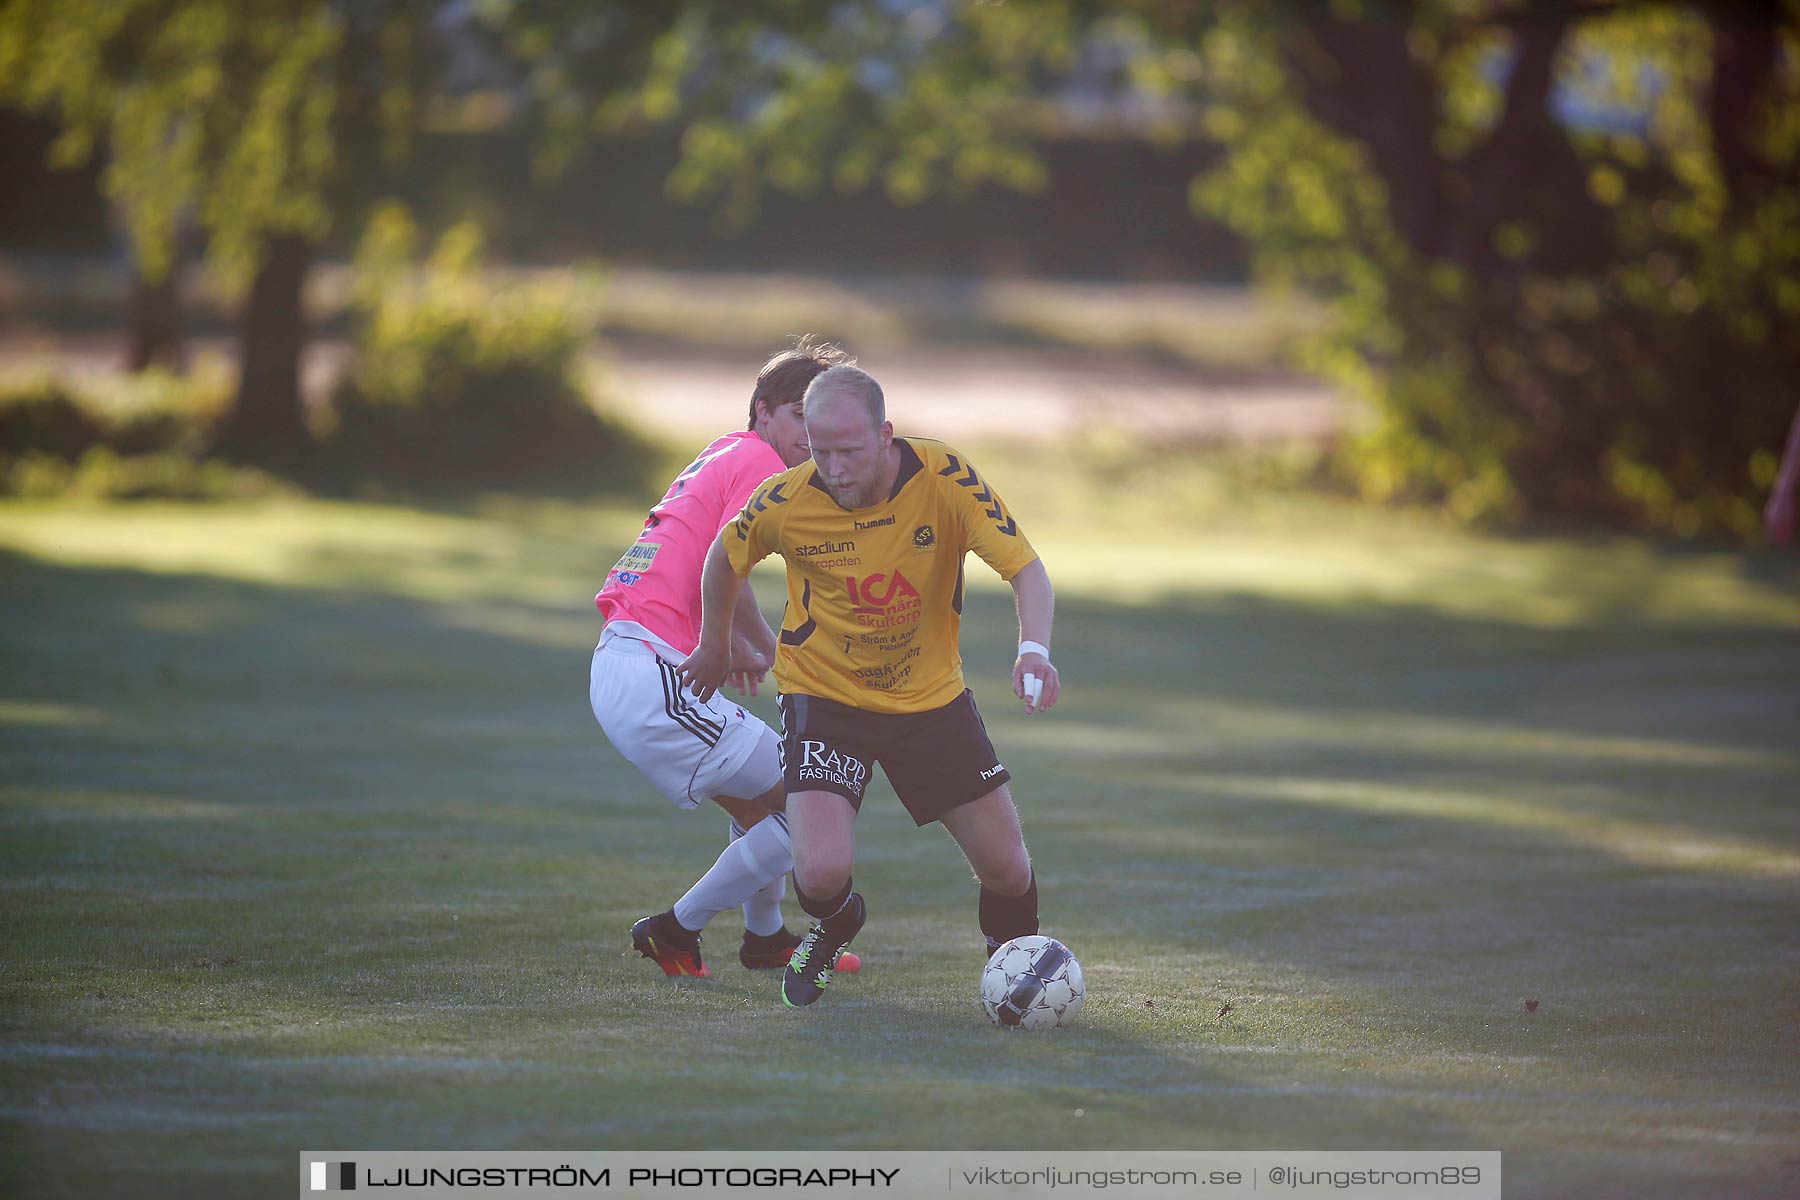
2, 455, 1798, 1199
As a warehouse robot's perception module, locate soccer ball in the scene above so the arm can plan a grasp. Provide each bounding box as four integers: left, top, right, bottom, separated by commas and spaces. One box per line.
981, 935, 1085, 1030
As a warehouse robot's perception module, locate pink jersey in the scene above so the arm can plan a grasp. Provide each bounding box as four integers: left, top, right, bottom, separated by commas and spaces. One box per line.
596, 430, 786, 655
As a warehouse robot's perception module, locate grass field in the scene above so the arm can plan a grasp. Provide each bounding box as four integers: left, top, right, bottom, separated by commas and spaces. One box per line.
2, 452, 1798, 1199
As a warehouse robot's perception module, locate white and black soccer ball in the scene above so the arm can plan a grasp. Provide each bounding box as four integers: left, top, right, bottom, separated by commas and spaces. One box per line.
981, 935, 1085, 1030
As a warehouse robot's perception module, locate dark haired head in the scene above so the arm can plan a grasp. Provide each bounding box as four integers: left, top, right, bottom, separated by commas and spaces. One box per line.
747, 336, 854, 429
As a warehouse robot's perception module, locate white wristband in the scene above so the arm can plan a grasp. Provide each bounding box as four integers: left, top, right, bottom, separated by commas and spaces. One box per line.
1018, 640, 1050, 660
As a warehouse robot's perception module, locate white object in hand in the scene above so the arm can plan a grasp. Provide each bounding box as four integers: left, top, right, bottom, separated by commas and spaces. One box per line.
1023, 672, 1043, 706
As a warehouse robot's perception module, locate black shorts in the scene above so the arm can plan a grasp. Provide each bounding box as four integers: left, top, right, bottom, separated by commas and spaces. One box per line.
778, 690, 1011, 826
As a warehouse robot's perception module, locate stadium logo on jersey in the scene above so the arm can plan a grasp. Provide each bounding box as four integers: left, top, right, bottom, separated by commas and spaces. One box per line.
797, 740, 870, 797
794, 539, 856, 558
912, 524, 935, 550
854, 514, 896, 531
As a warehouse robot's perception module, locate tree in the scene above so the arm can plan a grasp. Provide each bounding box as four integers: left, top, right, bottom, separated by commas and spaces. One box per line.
8, 0, 1791, 529
1154, 0, 1799, 535
6, 1, 960, 464
482, 0, 1061, 224
0, 1, 509, 463
609, 0, 1797, 537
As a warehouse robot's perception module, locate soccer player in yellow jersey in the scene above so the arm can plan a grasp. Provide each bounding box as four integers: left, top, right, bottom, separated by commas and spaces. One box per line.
679, 364, 1061, 1008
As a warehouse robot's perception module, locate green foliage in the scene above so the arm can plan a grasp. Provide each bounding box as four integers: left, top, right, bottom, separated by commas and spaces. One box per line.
0, 376, 103, 461
1177, 5, 1799, 538
547, 0, 1796, 539
0, 367, 232, 458
0, 0, 342, 287
494, 1, 1056, 228
0, 366, 279, 499
7, 447, 287, 501
324, 204, 648, 495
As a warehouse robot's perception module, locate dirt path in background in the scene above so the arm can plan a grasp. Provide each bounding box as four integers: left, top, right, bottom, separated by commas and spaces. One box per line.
604, 343, 1348, 444
0, 332, 1348, 444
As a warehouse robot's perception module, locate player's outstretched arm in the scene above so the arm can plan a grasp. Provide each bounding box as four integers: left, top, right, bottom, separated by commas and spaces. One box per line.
679, 539, 746, 703
732, 578, 779, 660
1008, 558, 1060, 715
727, 580, 777, 696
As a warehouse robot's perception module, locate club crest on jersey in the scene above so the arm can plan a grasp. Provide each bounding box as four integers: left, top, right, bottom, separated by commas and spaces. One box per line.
913, 524, 936, 550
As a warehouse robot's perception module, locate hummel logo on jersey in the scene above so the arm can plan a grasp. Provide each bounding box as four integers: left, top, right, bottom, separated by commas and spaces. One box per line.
937, 453, 1017, 536
854, 514, 896, 531
980, 763, 1006, 781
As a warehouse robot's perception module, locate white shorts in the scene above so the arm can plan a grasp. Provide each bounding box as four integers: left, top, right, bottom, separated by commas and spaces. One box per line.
589, 625, 780, 809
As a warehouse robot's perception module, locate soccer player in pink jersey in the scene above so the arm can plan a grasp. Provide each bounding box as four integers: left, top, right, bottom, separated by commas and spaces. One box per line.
592, 338, 861, 978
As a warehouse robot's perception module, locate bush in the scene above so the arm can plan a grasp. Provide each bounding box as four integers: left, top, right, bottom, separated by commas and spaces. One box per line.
0, 376, 105, 460
6, 447, 288, 502
323, 206, 651, 495
0, 365, 256, 500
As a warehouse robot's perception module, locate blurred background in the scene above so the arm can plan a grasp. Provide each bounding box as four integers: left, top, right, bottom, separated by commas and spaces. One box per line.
1, 0, 1794, 534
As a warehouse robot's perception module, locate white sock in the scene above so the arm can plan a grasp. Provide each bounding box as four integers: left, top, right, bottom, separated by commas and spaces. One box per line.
671, 813, 792, 932
730, 817, 790, 936
742, 874, 787, 938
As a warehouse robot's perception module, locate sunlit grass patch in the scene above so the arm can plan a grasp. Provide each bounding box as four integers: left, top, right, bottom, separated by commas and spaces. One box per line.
1, 483, 1796, 1198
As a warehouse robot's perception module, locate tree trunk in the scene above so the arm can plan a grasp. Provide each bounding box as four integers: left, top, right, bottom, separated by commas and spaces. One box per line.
218, 232, 313, 466
1285, 19, 1444, 259
1708, 5, 1783, 210
125, 262, 186, 374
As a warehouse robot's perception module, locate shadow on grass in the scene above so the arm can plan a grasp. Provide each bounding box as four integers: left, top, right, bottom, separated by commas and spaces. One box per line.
4, 545, 1796, 917
4, 546, 1798, 1183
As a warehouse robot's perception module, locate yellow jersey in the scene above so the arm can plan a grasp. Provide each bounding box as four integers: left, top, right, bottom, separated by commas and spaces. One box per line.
723, 438, 1039, 713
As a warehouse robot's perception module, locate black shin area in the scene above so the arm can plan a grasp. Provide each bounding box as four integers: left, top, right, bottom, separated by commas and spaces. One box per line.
979, 871, 1039, 946
795, 876, 853, 922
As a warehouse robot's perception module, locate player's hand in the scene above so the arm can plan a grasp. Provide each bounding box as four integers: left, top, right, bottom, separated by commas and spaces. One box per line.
1013, 651, 1060, 715
727, 635, 771, 696
727, 643, 772, 697
678, 641, 731, 703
